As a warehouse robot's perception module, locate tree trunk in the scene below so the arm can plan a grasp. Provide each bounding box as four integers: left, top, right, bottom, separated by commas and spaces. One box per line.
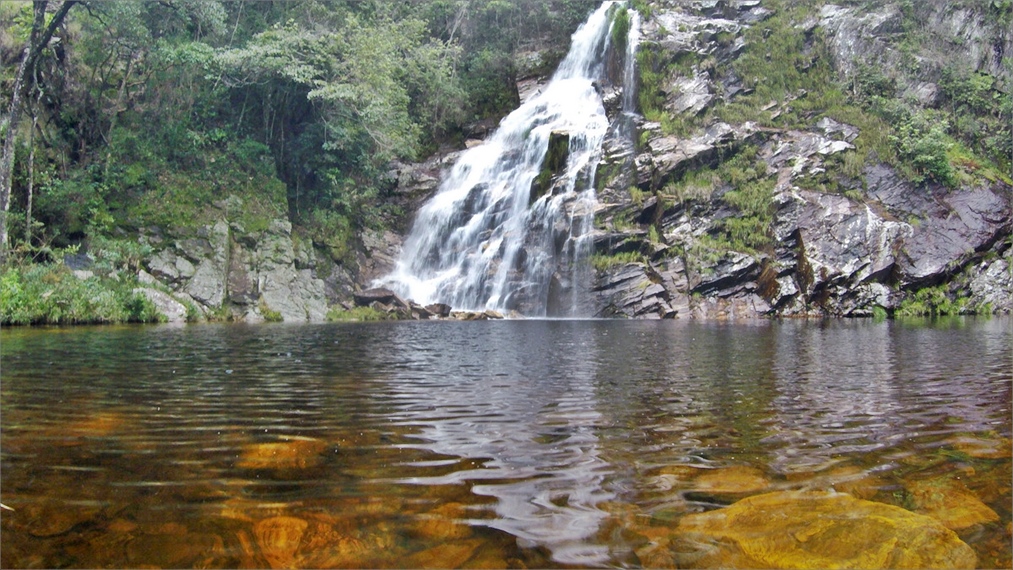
25, 112, 37, 247
0, 8, 41, 260
0, 0, 77, 261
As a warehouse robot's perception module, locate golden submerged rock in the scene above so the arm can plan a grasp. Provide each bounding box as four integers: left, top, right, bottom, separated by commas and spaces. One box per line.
671, 490, 977, 569
907, 478, 1000, 531
237, 436, 328, 470
254, 516, 309, 569
692, 465, 771, 496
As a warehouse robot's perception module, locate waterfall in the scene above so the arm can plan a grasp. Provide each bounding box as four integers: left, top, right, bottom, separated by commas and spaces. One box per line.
380, 2, 640, 317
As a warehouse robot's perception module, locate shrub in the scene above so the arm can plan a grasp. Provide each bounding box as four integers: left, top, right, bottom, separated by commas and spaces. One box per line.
591, 251, 645, 270
0, 263, 165, 325
326, 306, 393, 321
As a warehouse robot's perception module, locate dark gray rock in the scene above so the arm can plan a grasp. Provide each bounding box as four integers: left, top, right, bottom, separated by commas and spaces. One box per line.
865, 165, 1013, 285
640, 122, 759, 188
425, 303, 452, 318
692, 251, 761, 297
63, 252, 94, 270
354, 287, 408, 309
668, 70, 714, 116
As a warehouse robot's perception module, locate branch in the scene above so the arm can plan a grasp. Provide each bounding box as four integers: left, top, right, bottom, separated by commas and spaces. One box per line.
25, 1, 79, 74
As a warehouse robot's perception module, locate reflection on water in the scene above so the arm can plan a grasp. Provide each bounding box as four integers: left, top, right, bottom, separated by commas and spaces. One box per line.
1, 318, 1010, 568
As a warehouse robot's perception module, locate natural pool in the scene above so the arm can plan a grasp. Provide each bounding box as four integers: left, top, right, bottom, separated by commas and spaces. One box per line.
1, 318, 1010, 568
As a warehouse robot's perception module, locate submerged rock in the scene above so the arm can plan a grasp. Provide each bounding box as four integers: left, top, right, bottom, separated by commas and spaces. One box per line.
671, 490, 976, 569
692, 465, 770, 497
254, 516, 308, 569
907, 479, 1000, 531
237, 437, 328, 470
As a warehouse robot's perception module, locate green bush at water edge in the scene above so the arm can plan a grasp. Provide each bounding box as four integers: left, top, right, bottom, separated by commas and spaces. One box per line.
1, 263, 165, 325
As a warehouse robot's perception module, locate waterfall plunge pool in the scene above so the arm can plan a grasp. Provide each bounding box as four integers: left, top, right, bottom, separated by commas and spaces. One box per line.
1, 318, 1010, 568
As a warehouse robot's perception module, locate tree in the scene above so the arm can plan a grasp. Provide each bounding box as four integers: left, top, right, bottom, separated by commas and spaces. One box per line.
216, 12, 465, 216
1, 0, 76, 260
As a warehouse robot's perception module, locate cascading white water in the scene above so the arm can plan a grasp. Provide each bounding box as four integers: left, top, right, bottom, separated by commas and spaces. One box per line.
380, 2, 639, 316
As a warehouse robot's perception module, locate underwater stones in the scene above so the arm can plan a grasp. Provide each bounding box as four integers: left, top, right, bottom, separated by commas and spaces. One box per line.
692, 465, 770, 497
946, 435, 1013, 460
125, 523, 224, 568
237, 437, 328, 470
51, 411, 129, 446
254, 516, 309, 569
18, 502, 101, 537
411, 503, 474, 540
671, 490, 977, 569
907, 479, 1000, 531
810, 465, 886, 500
405, 539, 484, 569
299, 533, 371, 568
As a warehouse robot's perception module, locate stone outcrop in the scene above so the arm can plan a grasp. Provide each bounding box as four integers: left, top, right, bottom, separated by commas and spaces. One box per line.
136, 202, 344, 322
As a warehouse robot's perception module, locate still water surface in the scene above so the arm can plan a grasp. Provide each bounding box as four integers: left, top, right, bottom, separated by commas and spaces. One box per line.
1, 318, 1010, 568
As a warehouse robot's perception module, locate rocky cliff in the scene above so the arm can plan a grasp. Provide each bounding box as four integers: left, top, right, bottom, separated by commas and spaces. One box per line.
585, 0, 1012, 318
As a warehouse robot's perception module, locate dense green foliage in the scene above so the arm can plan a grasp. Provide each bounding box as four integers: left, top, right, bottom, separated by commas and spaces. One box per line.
1, 0, 598, 264
0, 260, 164, 324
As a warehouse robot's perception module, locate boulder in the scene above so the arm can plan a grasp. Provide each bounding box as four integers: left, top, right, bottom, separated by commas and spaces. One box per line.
181, 220, 229, 308
771, 189, 910, 308
425, 303, 452, 318
354, 288, 408, 309
357, 229, 403, 286
672, 490, 977, 569
668, 70, 714, 116
641, 122, 759, 188
593, 262, 679, 318
907, 479, 1000, 531
531, 130, 570, 204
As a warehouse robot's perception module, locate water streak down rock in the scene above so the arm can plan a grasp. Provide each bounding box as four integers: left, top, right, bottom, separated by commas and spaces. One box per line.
378, 2, 641, 317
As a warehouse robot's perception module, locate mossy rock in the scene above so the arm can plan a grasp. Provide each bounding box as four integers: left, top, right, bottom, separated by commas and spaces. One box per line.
671, 490, 976, 569
530, 130, 570, 204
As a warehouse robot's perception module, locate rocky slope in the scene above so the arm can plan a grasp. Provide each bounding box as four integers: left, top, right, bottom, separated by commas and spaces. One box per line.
585, 0, 1012, 318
